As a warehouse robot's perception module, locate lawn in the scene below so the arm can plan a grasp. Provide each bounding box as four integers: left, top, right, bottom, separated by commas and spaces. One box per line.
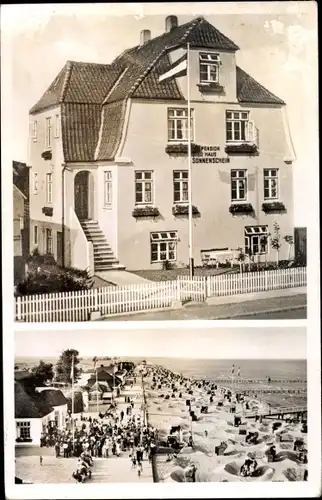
130, 266, 240, 282
130, 261, 297, 283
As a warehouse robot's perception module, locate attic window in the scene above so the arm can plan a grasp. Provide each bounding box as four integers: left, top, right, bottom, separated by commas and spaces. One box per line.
199, 53, 220, 84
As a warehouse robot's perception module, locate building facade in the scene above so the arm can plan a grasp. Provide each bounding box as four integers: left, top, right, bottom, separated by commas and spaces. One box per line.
28, 16, 295, 273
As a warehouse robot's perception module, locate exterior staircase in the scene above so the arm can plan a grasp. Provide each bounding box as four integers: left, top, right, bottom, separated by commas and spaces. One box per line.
80, 220, 125, 272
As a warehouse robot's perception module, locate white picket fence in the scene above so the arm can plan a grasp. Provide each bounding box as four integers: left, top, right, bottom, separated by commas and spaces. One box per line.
15, 267, 306, 323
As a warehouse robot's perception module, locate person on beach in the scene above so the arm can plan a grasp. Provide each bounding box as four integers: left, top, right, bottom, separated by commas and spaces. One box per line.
137, 460, 143, 477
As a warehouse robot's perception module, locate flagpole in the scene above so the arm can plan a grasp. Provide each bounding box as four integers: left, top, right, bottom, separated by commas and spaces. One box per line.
96, 365, 99, 415
71, 354, 75, 454
187, 42, 194, 278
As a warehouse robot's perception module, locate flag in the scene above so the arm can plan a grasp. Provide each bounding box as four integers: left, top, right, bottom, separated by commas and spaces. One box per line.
70, 356, 74, 381
231, 364, 235, 375
159, 52, 187, 83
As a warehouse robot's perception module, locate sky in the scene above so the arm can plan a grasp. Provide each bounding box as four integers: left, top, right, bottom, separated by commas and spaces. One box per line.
1, 2, 318, 226
14, 325, 306, 359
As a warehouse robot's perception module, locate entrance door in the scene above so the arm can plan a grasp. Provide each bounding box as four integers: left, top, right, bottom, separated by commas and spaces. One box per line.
74, 171, 89, 220
57, 231, 63, 266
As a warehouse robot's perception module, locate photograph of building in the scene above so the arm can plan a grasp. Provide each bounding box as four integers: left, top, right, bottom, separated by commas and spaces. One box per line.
27, 15, 295, 272
10, 6, 313, 322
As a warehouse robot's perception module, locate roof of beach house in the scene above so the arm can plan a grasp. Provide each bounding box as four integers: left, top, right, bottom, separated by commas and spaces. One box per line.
30, 16, 285, 163
15, 382, 54, 419
38, 389, 68, 407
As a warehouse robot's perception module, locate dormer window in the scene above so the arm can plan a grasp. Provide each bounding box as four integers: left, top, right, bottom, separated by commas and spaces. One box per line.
199, 53, 220, 84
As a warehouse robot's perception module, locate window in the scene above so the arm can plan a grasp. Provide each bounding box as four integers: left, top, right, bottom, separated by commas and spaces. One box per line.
55, 114, 60, 138
31, 121, 37, 141
264, 169, 278, 200
33, 173, 38, 195
226, 111, 249, 142
151, 232, 178, 262
231, 170, 247, 201
104, 171, 112, 206
46, 228, 53, 254
168, 108, 194, 142
173, 171, 189, 203
46, 173, 53, 203
16, 421, 31, 439
135, 171, 153, 205
45, 117, 52, 148
34, 226, 38, 245
244, 226, 268, 256
199, 52, 220, 83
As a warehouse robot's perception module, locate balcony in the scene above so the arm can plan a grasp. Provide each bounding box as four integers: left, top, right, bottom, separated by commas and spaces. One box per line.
225, 122, 259, 155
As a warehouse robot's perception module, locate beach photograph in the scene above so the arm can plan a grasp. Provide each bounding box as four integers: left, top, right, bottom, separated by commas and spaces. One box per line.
12, 326, 308, 485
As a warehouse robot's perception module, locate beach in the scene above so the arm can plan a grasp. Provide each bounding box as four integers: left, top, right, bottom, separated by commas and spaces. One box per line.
143, 362, 307, 482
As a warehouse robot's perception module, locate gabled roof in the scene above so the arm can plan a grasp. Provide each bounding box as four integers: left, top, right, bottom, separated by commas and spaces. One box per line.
30, 61, 124, 114
30, 16, 285, 163
15, 382, 54, 419
236, 66, 285, 105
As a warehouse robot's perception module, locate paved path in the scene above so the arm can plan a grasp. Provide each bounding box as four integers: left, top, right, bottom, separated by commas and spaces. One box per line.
91, 456, 152, 483
102, 293, 307, 321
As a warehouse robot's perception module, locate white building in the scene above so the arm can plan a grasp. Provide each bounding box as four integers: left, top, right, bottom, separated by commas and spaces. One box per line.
15, 382, 68, 446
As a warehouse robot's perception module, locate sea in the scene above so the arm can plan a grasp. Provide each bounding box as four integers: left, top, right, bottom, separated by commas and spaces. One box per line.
15, 356, 306, 379
15, 356, 307, 407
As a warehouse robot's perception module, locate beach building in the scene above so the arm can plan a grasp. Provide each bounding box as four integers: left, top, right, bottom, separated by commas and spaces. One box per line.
28, 15, 295, 272
35, 388, 68, 428
15, 381, 55, 446
13, 161, 30, 283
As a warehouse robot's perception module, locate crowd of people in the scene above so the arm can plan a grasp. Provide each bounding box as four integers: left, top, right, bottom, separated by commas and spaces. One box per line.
39, 379, 158, 482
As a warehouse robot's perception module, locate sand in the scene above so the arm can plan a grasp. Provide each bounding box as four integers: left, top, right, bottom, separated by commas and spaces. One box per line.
144, 365, 307, 483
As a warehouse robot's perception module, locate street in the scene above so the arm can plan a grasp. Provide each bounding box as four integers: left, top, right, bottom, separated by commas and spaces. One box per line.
101, 294, 307, 321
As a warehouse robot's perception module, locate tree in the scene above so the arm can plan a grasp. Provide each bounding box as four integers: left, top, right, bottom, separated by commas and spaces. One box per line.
270, 222, 281, 266
31, 360, 54, 385
237, 248, 246, 273
55, 349, 82, 384
284, 234, 294, 261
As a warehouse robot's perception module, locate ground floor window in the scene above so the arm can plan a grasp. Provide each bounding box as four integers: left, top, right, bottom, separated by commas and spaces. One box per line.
16, 421, 31, 439
150, 231, 178, 262
244, 225, 268, 256
46, 228, 53, 254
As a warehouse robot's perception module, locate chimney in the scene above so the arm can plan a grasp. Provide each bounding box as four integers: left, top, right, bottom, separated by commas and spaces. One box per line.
140, 29, 151, 46
165, 15, 178, 33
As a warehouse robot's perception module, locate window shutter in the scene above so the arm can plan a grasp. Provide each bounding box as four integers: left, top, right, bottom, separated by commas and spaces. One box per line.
247, 120, 255, 142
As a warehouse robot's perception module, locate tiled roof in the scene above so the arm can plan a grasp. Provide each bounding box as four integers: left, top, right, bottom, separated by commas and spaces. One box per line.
95, 101, 126, 161
15, 382, 54, 419
61, 103, 102, 162
236, 66, 285, 105
30, 61, 123, 114
29, 64, 69, 114
30, 17, 285, 162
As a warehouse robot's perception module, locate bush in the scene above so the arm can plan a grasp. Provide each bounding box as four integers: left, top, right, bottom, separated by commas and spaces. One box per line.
16, 265, 94, 296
